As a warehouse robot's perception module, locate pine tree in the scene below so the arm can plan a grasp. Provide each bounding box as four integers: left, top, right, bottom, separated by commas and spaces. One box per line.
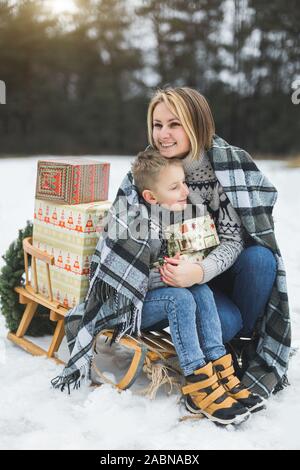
69, 0, 145, 153
237, 0, 300, 152
0, 221, 54, 335
136, 0, 224, 91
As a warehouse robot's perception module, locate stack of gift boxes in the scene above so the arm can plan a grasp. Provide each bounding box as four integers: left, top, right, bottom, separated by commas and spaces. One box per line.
32, 159, 111, 309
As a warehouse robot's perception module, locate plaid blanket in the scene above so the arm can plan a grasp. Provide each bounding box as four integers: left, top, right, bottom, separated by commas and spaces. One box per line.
51, 174, 151, 392
208, 135, 291, 397
52, 135, 291, 398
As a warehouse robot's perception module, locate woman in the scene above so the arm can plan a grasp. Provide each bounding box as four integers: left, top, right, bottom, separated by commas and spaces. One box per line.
142, 88, 291, 400
53, 87, 290, 412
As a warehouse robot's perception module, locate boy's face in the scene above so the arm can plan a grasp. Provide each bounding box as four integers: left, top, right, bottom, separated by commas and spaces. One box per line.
142, 164, 189, 211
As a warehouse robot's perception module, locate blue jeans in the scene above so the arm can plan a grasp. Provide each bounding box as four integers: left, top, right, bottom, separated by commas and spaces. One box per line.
209, 245, 277, 338
141, 246, 276, 376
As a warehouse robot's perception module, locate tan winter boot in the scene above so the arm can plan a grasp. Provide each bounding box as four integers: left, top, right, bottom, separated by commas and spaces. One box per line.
181, 362, 250, 425
213, 354, 265, 413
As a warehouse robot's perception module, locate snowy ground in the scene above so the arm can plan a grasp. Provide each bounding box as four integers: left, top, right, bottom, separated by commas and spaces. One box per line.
0, 156, 299, 450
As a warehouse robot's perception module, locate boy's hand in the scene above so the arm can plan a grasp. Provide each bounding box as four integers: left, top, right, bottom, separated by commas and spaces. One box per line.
159, 253, 204, 287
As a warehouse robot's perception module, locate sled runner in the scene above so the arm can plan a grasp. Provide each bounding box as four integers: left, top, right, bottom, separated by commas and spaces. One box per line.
91, 329, 181, 395
7, 237, 68, 364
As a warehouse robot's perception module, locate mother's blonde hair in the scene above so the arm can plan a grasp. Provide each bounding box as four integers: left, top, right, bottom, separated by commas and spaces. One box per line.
147, 87, 215, 160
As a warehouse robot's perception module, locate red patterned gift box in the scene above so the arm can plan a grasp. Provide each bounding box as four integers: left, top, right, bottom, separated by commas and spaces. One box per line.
35, 159, 110, 204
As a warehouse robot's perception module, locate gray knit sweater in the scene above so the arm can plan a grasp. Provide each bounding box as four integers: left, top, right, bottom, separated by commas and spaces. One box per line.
148, 152, 246, 290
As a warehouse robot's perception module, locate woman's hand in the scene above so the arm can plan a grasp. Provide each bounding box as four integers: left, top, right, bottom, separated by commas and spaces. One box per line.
159, 253, 204, 287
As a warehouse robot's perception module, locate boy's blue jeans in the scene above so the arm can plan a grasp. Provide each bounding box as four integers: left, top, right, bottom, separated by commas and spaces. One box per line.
141, 246, 276, 376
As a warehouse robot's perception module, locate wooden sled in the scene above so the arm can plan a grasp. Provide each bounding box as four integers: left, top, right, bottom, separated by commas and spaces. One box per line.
7, 237, 68, 365
91, 329, 182, 396
8, 237, 181, 395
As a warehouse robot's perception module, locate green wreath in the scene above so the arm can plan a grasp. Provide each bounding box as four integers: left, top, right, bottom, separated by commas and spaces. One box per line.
0, 221, 55, 336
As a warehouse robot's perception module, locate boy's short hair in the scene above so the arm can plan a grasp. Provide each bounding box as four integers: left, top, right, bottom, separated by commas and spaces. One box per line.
132, 149, 183, 194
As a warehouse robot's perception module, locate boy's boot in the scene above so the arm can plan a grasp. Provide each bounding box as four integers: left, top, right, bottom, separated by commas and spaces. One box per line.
181, 362, 250, 425
212, 354, 265, 413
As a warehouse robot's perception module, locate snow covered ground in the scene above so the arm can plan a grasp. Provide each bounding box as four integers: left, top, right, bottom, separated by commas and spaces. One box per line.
0, 156, 299, 450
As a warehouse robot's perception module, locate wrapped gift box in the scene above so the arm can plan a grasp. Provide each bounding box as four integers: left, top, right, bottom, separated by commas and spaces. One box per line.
35, 159, 110, 204
33, 199, 111, 309
164, 214, 220, 258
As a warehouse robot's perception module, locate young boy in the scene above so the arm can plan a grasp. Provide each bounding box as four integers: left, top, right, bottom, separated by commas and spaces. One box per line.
131, 149, 265, 423
131, 149, 219, 277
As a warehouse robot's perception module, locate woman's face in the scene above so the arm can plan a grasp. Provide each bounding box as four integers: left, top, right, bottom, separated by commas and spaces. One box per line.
152, 102, 191, 158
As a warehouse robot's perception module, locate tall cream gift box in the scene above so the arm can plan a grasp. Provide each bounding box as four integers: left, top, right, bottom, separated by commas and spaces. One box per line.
33, 199, 111, 309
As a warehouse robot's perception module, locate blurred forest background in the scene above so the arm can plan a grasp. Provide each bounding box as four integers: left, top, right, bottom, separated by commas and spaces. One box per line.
0, 0, 299, 156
